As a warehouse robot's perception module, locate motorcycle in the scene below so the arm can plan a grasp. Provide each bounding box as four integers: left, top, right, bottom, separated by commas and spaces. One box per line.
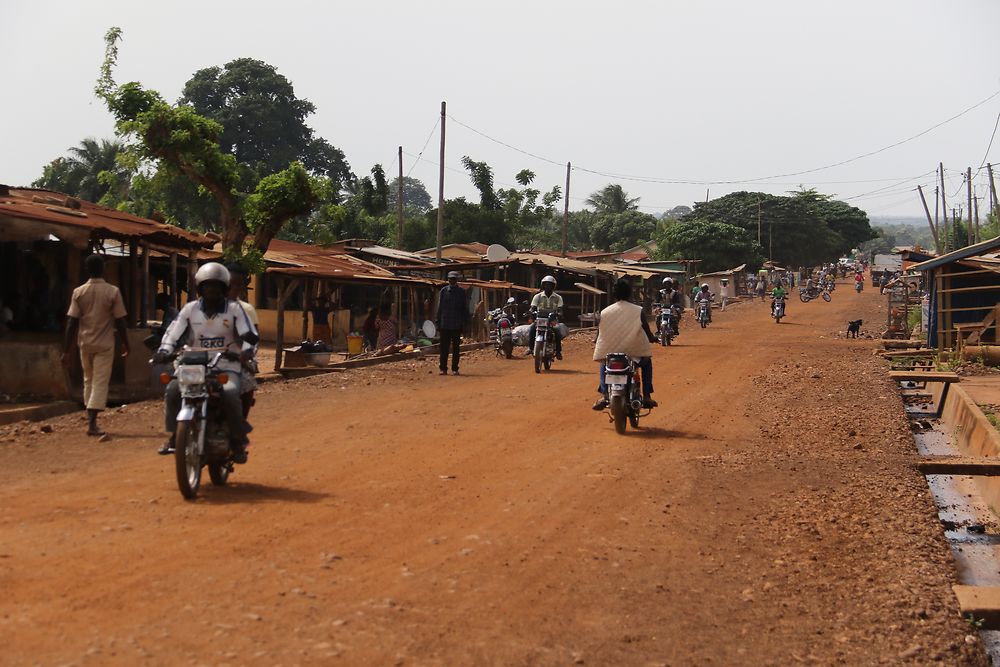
772, 296, 786, 323
159, 349, 241, 500
486, 307, 515, 359
696, 300, 711, 328
603, 353, 652, 434
532, 310, 559, 373
799, 286, 832, 303
855, 281, 863, 293
654, 303, 676, 345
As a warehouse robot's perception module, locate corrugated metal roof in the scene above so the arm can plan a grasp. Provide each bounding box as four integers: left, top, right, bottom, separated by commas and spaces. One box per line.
261, 239, 439, 286
511, 252, 656, 279
0, 186, 214, 249
908, 236, 1000, 272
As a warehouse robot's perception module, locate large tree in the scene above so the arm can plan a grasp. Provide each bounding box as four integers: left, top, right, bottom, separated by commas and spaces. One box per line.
585, 184, 640, 214
653, 220, 763, 272
387, 176, 432, 213
33, 138, 131, 205
588, 210, 658, 252
94, 27, 319, 259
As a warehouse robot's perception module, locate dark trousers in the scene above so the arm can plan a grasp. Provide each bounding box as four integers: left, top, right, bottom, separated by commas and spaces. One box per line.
439, 329, 462, 371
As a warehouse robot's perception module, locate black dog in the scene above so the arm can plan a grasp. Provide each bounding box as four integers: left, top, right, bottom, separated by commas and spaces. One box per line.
847, 319, 862, 338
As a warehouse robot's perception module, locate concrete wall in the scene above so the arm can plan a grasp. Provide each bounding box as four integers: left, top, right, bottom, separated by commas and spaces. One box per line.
0, 340, 69, 398
935, 382, 1000, 514
256, 308, 353, 348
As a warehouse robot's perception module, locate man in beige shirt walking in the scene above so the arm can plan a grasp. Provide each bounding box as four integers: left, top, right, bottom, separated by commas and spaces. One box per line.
63, 254, 129, 436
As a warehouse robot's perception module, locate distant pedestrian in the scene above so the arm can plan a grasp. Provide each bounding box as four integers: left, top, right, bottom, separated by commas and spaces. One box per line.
435, 271, 468, 375
62, 254, 129, 437
374, 302, 397, 350
755, 279, 765, 302
310, 296, 332, 344
719, 279, 730, 311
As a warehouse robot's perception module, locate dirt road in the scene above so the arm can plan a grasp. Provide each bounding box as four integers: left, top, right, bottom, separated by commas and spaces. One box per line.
0, 285, 987, 665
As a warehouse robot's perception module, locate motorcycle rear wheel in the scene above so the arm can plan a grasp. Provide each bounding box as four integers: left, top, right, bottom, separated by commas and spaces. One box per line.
544, 358, 552, 371
502, 339, 513, 359
799, 293, 810, 303
610, 395, 627, 434
534, 350, 542, 374
628, 411, 639, 429
174, 420, 202, 500
822, 292, 832, 302
209, 461, 230, 486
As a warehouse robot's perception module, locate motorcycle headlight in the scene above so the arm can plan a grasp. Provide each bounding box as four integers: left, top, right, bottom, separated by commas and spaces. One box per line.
177, 365, 206, 385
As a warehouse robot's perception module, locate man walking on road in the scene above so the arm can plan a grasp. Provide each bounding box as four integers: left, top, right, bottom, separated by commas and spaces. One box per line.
719, 278, 730, 311
436, 271, 468, 375
62, 254, 129, 437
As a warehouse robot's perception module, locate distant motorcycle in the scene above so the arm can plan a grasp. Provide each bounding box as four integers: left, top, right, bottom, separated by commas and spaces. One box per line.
696, 300, 711, 328
799, 286, 832, 303
486, 307, 515, 359
603, 353, 652, 434
158, 349, 242, 500
532, 310, 559, 373
654, 303, 676, 346
772, 296, 786, 323
855, 281, 863, 293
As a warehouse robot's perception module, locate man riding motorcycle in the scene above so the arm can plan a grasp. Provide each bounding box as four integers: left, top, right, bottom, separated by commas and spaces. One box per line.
694, 283, 714, 322
657, 277, 683, 336
154, 263, 259, 462
592, 279, 657, 411
771, 283, 788, 316
528, 275, 564, 360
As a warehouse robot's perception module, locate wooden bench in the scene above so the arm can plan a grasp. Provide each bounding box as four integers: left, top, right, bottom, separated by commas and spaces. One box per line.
887, 371, 960, 418
954, 586, 1000, 630
917, 456, 1000, 476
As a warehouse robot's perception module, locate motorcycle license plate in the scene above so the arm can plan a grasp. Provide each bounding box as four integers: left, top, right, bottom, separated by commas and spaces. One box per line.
605, 373, 628, 386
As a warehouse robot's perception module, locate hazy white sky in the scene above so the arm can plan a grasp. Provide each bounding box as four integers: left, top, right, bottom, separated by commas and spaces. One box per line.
2, 0, 998, 218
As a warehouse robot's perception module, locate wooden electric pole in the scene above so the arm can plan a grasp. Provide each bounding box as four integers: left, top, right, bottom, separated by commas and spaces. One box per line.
396, 145, 404, 249
988, 163, 998, 220
436, 101, 446, 261
561, 162, 571, 257
967, 166, 974, 246
757, 196, 762, 245
974, 192, 981, 243
934, 185, 939, 248
939, 163, 949, 251
917, 185, 940, 253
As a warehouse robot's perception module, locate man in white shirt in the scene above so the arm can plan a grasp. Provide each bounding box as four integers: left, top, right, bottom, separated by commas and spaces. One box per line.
719, 278, 729, 311
528, 275, 565, 359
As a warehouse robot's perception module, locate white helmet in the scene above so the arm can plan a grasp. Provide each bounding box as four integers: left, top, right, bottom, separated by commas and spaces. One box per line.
701, 283, 709, 289
541, 275, 557, 286
662, 277, 673, 286
506, 297, 516, 304
195, 262, 231, 288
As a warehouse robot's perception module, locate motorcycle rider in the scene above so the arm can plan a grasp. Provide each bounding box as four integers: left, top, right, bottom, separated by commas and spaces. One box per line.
658, 277, 683, 336
154, 263, 258, 462
592, 279, 657, 411
528, 275, 564, 360
771, 283, 788, 317
694, 283, 714, 322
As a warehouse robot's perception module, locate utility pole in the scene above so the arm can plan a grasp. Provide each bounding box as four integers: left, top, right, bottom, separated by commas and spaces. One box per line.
436, 101, 446, 261
705, 188, 710, 203
967, 166, 974, 246
396, 145, 404, 249
757, 196, 762, 245
561, 162, 571, 257
939, 163, 949, 251
934, 186, 939, 248
988, 163, 998, 221
917, 185, 940, 253
974, 192, 981, 243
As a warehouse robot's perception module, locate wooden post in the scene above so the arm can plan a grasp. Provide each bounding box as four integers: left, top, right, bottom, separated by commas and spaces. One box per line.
988, 163, 998, 220
940, 163, 949, 251
274, 277, 300, 372
187, 250, 197, 303
562, 161, 571, 257
169, 252, 179, 310
934, 185, 939, 247
917, 185, 941, 253
301, 278, 310, 340
140, 242, 150, 327
128, 240, 139, 326
967, 166, 974, 246
397, 146, 405, 249
974, 193, 981, 244
436, 101, 446, 261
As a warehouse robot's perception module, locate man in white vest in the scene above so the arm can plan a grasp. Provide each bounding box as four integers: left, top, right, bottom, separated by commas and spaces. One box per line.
591, 279, 658, 411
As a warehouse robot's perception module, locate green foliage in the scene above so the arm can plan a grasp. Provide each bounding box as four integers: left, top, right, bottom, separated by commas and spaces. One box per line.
680, 190, 871, 267
387, 176, 432, 213
33, 138, 132, 206
222, 241, 266, 275
587, 210, 658, 252
244, 162, 321, 249
461, 156, 500, 209
653, 220, 763, 271
585, 184, 640, 214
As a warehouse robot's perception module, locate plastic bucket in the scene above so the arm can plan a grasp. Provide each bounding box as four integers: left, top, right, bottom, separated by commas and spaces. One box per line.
347, 334, 363, 355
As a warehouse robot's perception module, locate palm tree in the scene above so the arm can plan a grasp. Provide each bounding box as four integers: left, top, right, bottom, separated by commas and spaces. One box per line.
585, 184, 640, 214
65, 138, 130, 203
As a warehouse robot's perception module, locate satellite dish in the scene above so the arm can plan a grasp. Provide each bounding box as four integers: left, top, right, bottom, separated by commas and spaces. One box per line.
486, 244, 511, 262
422, 320, 437, 338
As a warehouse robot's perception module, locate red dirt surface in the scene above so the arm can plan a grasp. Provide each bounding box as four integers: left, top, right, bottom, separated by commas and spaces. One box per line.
0, 284, 987, 665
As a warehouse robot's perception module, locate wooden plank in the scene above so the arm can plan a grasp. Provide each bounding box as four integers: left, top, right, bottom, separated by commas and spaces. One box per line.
954, 586, 1000, 630
888, 371, 960, 382
919, 457, 1000, 476
882, 339, 926, 349
939, 284, 1000, 295
879, 349, 935, 357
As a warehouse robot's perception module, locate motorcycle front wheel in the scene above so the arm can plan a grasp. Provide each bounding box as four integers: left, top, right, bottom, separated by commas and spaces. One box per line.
610, 395, 627, 434
174, 420, 202, 500
799, 292, 809, 303
534, 344, 542, 373
822, 292, 832, 302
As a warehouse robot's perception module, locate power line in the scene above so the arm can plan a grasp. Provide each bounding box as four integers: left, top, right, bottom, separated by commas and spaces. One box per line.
405, 118, 440, 178
975, 106, 1000, 174
447, 89, 1000, 186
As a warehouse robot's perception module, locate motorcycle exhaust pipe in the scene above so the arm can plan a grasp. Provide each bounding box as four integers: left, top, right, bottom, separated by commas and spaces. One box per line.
630, 399, 643, 411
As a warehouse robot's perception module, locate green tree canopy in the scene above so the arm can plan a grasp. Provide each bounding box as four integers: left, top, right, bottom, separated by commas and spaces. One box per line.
33, 138, 132, 205
585, 184, 640, 214
653, 220, 763, 272
387, 176, 432, 213
588, 210, 658, 252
